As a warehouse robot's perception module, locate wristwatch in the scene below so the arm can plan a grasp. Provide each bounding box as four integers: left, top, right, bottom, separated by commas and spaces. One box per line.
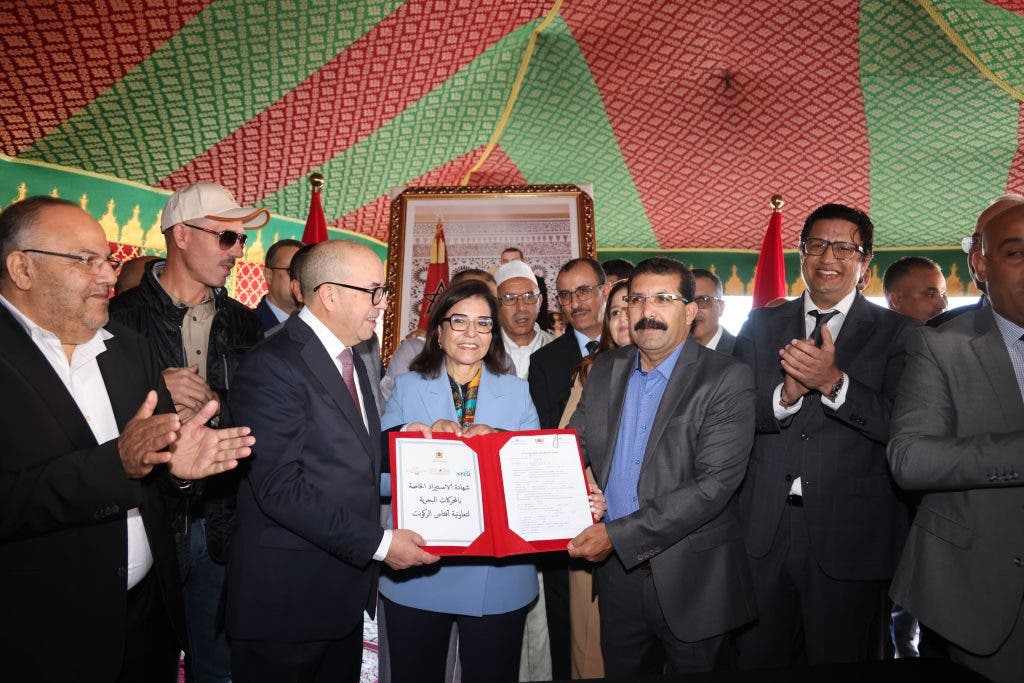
825, 374, 845, 402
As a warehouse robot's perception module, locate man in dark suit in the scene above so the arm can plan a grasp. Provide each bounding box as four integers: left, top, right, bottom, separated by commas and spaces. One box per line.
568, 257, 756, 676
255, 238, 304, 333
227, 239, 438, 683
888, 204, 1024, 683
691, 268, 736, 353
734, 203, 918, 667
528, 256, 609, 677
0, 196, 253, 682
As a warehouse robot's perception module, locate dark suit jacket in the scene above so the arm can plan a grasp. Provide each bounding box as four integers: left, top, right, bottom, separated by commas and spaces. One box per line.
0, 307, 184, 682
734, 294, 918, 580
714, 328, 737, 355
889, 306, 1024, 655
254, 295, 282, 333
926, 295, 985, 328
569, 342, 757, 642
529, 329, 583, 428
227, 315, 384, 642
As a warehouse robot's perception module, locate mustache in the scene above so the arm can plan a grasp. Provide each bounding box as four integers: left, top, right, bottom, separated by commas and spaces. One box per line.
634, 317, 667, 331
571, 306, 590, 316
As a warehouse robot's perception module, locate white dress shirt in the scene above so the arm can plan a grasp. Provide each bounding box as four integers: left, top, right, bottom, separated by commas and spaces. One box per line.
501, 325, 554, 379
772, 288, 857, 496
705, 326, 725, 351
298, 307, 391, 560
0, 294, 153, 588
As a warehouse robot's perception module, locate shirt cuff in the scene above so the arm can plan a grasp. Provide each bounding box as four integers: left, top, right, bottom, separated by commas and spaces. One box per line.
373, 529, 392, 562
820, 372, 850, 409
773, 382, 803, 419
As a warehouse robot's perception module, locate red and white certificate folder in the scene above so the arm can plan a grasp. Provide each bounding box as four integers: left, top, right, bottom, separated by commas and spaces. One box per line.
389, 429, 595, 557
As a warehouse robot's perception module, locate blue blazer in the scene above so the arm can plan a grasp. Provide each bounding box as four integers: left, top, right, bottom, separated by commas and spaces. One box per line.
380, 366, 540, 616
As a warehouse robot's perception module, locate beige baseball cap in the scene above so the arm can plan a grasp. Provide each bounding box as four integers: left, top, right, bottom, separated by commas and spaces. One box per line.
160, 182, 270, 231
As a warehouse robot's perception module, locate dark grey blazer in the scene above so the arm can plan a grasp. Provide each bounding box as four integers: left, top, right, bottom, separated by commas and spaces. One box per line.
889, 305, 1024, 656
569, 341, 757, 642
714, 328, 737, 355
734, 293, 919, 580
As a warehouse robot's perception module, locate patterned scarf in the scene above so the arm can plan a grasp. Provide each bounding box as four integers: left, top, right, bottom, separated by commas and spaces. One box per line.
448, 366, 482, 429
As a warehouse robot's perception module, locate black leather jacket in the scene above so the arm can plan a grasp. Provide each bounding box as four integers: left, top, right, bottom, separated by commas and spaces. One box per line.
108, 258, 262, 564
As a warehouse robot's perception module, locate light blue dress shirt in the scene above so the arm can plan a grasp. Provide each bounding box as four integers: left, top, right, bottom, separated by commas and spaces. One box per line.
605, 342, 685, 521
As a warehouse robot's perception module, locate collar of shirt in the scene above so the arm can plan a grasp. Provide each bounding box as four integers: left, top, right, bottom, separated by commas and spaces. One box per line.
572, 327, 600, 356
992, 308, 1024, 348
264, 296, 290, 324
299, 305, 349, 358
633, 338, 686, 380
801, 287, 858, 339
706, 325, 724, 351
501, 324, 545, 351
0, 293, 112, 367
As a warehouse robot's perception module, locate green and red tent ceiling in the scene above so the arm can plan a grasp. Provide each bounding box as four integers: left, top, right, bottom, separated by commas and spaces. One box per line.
4, 0, 1024, 301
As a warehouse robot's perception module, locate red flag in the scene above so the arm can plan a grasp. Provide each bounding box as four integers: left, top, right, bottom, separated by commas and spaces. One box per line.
751, 196, 787, 308
417, 218, 450, 330
302, 180, 328, 245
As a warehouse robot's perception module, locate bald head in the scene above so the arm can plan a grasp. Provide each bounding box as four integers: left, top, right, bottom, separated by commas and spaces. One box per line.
970, 194, 1024, 291
300, 240, 388, 345
976, 202, 1024, 326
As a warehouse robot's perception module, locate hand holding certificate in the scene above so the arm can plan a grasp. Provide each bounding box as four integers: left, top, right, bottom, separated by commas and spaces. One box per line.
390, 429, 597, 557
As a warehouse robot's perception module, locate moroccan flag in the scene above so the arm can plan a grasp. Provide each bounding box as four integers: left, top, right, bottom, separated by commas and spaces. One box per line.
302, 181, 328, 245
417, 218, 450, 329
751, 196, 787, 307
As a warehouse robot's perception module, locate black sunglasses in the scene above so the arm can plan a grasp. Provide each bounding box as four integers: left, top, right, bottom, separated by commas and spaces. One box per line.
182, 222, 248, 250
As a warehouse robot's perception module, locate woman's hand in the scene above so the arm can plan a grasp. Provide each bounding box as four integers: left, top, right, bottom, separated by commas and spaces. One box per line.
403, 420, 461, 437
589, 486, 607, 521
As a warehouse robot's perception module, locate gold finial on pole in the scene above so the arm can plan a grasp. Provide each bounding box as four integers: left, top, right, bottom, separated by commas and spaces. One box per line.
309, 172, 324, 193
770, 194, 784, 211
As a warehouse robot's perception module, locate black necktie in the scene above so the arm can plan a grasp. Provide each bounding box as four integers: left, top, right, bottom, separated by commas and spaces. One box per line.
585, 340, 599, 356
808, 310, 839, 347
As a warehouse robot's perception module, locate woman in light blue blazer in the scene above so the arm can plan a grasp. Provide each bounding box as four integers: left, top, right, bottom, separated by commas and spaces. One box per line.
381, 280, 540, 683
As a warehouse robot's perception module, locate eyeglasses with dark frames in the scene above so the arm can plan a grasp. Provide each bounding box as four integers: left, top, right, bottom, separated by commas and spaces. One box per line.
693, 294, 723, 309
800, 238, 867, 261
441, 314, 494, 334
313, 281, 392, 306
21, 248, 123, 273
555, 284, 600, 303
624, 292, 691, 308
182, 222, 248, 250
499, 291, 541, 306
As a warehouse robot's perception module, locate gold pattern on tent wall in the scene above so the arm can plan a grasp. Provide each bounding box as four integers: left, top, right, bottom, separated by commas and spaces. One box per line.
746, 268, 756, 295
945, 262, 976, 297
724, 265, 746, 295
245, 229, 266, 265
99, 199, 120, 243
790, 275, 805, 297
143, 214, 166, 251
863, 264, 884, 297
14, 183, 27, 203
121, 206, 144, 246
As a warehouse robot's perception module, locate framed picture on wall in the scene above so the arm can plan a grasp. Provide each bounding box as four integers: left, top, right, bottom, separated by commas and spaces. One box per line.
382, 184, 596, 363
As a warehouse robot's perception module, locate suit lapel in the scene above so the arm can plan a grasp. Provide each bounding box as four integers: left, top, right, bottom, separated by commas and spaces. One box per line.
0, 305, 96, 448
420, 371, 459, 423
293, 319, 375, 457
473, 369, 506, 428
971, 308, 1024, 426
833, 293, 874, 371
97, 334, 137, 429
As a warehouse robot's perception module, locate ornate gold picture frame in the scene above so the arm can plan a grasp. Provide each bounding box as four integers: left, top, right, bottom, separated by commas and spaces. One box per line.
383, 184, 596, 363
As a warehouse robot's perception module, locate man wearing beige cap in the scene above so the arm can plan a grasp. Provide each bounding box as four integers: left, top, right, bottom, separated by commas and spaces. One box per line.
110, 181, 268, 683
495, 259, 554, 379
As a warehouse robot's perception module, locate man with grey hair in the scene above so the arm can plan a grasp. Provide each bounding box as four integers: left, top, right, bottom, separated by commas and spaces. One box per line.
495, 259, 554, 379
690, 268, 734, 353
0, 195, 254, 681
227, 239, 438, 683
